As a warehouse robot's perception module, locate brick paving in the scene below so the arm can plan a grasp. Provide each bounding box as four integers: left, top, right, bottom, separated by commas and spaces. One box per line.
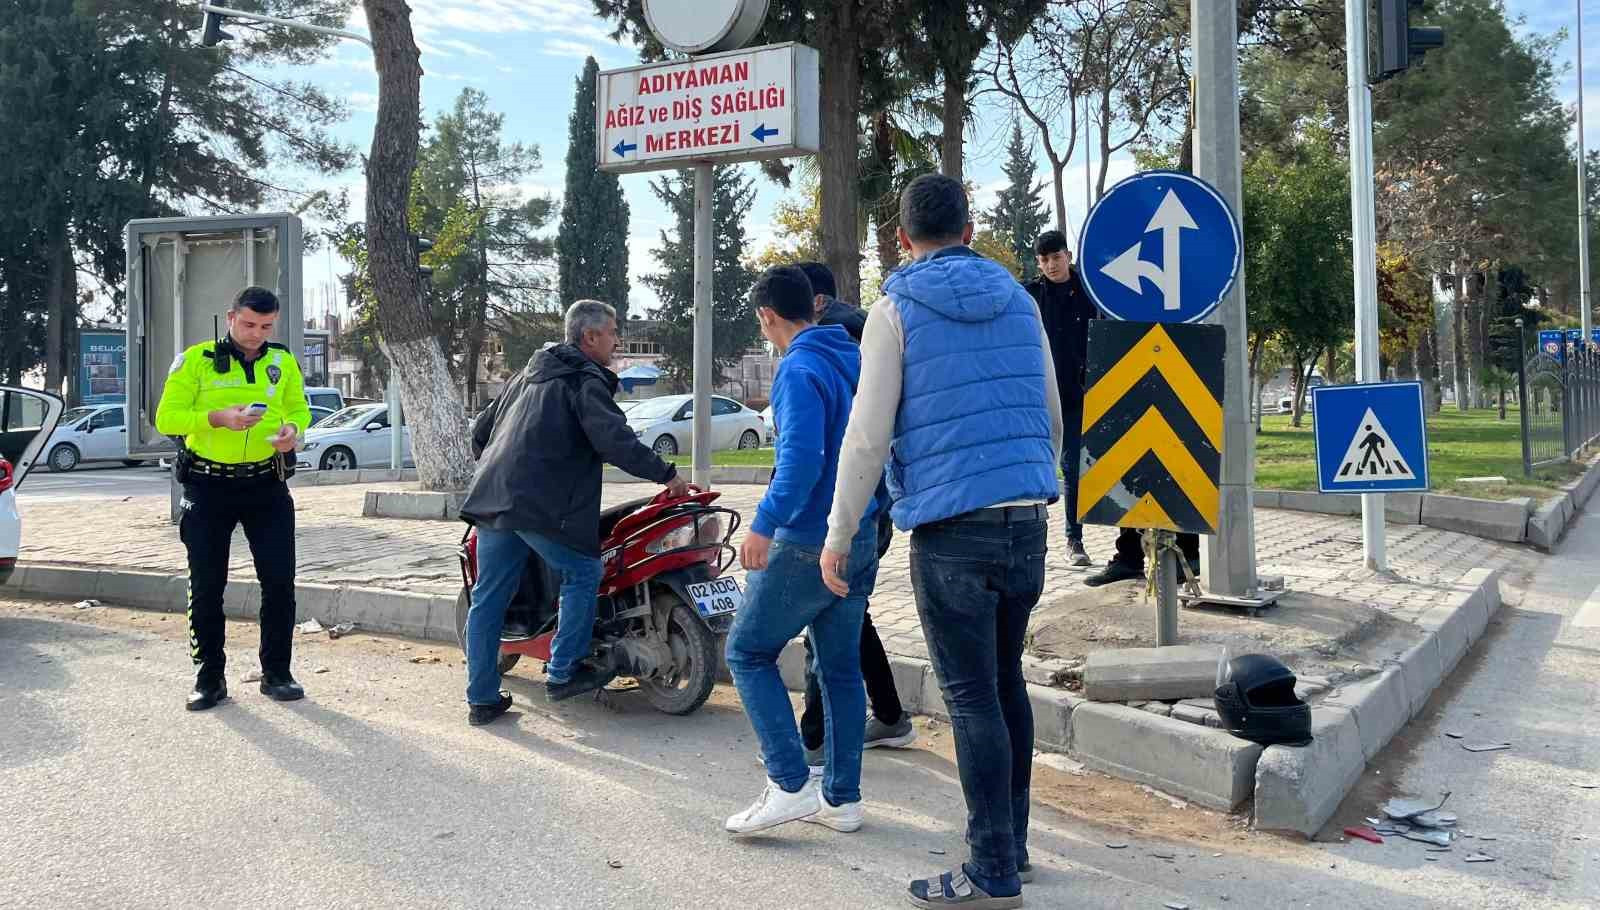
17, 480, 1539, 662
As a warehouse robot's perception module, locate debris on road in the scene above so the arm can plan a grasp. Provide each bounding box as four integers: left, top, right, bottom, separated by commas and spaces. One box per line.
928, 849, 945, 855
72, 599, 99, 609
1443, 732, 1463, 739
241, 670, 263, 683
1463, 853, 1495, 863
1164, 903, 1189, 910
1574, 781, 1600, 789
327, 622, 356, 639
1344, 826, 1384, 844
311, 666, 329, 674
1381, 792, 1450, 821
1461, 742, 1512, 753
409, 655, 441, 664
607, 860, 623, 869
1105, 842, 1128, 850
296, 618, 324, 634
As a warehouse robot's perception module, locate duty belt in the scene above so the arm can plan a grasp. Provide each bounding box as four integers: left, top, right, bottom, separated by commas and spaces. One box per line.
186, 454, 287, 481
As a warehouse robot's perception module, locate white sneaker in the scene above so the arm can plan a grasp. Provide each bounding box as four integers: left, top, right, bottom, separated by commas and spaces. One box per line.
725, 778, 820, 835
804, 792, 863, 833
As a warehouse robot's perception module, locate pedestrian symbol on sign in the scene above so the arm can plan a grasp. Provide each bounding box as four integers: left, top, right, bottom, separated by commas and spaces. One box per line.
1332, 408, 1415, 482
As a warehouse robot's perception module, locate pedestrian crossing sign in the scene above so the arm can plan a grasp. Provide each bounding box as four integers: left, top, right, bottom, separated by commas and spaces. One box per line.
1311, 381, 1429, 494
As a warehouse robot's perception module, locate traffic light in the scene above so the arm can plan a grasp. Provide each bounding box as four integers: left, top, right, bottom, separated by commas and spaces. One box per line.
200, 10, 235, 47
410, 234, 434, 280
1378, 0, 1445, 79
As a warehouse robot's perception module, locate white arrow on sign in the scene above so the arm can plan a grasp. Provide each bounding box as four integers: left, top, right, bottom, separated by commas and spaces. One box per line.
1101, 189, 1199, 312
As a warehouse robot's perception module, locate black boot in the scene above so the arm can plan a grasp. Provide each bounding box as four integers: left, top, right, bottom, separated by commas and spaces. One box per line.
1084, 560, 1144, 588
546, 664, 618, 702
260, 673, 305, 701
468, 691, 514, 726
186, 679, 228, 711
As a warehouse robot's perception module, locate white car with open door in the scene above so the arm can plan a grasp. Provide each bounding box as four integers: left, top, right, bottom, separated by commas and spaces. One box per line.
1, 387, 65, 584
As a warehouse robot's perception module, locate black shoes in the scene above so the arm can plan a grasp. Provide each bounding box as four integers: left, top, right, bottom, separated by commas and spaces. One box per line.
186, 681, 229, 711
259, 674, 306, 702
469, 691, 514, 726
546, 664, 619, 702
1084, 561, 1144, 587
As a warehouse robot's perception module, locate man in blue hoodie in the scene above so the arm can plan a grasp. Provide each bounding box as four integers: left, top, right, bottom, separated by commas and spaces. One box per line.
824, 175, 1063, 909
724, 266, 882, 838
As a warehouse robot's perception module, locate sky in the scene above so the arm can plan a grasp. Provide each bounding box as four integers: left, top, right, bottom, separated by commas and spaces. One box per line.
261, 0, 1590, 324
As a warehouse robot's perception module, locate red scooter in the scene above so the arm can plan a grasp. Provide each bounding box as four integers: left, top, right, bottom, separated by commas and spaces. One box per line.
454, 488, 741, 715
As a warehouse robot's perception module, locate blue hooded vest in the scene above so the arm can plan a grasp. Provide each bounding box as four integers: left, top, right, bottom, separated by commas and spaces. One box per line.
883, 247, 1059, 529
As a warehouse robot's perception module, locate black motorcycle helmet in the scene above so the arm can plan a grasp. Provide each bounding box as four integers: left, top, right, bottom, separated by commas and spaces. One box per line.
1213, 654, 1312, 746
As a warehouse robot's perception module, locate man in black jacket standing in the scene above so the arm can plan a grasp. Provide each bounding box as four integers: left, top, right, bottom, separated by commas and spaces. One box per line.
460, 299, 687, 724
1024, 231, 1098, 568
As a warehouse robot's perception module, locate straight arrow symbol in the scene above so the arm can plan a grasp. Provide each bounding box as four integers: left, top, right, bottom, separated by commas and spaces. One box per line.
1100, 189, 1199, 312
752, 124, 779, 142
612, 139, 637, 157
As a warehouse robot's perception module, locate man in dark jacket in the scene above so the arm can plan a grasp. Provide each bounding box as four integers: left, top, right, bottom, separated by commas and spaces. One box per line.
460, 299, 687, 723
1024, 230, 1099, 568
794, 262, 915, 764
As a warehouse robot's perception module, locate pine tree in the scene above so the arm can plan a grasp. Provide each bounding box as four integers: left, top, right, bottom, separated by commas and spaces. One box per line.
987, 122, 1051, 280
644, 167, 760, 390
556, 57, 631, 318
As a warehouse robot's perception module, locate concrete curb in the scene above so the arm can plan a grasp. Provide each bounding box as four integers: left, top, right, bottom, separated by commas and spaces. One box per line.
362, 490, 468, 522
288, 468, 419, 488
14, 561, 1506, 822
1253, 567, 1504, 836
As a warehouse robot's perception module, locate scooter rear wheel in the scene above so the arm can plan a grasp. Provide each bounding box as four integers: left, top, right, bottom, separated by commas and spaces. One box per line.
454, 588, 522, 675
640, 595, 718, 716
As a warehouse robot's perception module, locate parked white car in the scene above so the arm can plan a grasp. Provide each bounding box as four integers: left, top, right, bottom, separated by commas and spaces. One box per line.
1, 386, 65, 584
626, 394, 765, 457
303, 386, 347, 413
758, 405, 776, 445
41, 402, 143, 471
297, 404, 413, 471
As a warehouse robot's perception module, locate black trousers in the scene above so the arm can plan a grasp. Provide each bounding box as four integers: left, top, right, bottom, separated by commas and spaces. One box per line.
179, 476, 297, 684
800, 608, 903, 749
1111, 527, 1200, 570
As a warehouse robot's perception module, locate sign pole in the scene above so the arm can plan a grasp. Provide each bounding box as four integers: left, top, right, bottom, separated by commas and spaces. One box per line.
1346, 0, 1387, 571
692, 162, 714, 488
1191, 1, 1258, 597
1579, 0, 1593, 339
1155, 533, 1179, 646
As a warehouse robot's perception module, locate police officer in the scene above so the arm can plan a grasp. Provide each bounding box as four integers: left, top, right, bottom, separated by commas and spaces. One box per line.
156, 286, 312, 711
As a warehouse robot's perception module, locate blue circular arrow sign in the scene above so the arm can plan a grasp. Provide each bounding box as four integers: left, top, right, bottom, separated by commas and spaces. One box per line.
1078, 170, 1241, 324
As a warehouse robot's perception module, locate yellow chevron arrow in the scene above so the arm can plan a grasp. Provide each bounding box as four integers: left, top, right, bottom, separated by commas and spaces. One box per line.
1081, 323, 1222, 448
1078, 406, 1220, 530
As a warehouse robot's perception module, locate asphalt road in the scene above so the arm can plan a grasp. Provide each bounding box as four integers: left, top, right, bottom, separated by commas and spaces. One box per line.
17, 462, 171, 502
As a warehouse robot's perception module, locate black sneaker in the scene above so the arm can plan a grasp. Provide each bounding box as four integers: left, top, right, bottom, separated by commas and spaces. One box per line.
468, 691, 514, 726
546, 664, 619, 702
186, 680, 228, 712
1067, 539, 1092, 567
259, 674, 305, 702
1084, 561, 1144, 588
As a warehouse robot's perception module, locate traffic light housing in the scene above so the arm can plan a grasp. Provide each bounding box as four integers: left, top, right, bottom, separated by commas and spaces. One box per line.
410, 234, 434, 280
1378, 0, 1445, 79
200, 11, 235, 47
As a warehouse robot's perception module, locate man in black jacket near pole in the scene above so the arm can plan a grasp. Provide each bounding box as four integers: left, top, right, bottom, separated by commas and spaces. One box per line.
1023, 231, 1099, 568
460, 299, 688, 724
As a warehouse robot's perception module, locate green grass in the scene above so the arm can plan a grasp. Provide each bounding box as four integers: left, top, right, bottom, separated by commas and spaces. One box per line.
668, 408, 1584, 500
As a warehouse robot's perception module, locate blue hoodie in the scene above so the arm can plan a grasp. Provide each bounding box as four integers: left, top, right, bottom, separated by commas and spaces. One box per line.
751, 323, 878, 545
883, 246, 1059, 529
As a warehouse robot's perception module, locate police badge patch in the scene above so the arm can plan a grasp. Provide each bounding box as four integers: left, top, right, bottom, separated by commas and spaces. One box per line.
266, 365, 282, 384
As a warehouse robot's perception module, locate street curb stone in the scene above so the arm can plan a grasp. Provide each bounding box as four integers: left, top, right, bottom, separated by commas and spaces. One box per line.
1321, 668, 1410, 762
1071, 701, 1262, 811
289, 468, 418, 488
1253, 705, 1365, 835
1275, 491, 1360, 516
1419, 494, 1531, 543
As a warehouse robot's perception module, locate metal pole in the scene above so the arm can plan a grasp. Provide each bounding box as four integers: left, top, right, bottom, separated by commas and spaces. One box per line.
1516, 319, 1533, 476
198, 3, 373, 47
692, 163, 714, 487
388, 380, 403, 470
1155, 533, 1179, 646
1581, 0, 1593, 338
1192, 2, 1259, 596
1345, 0, 1387, 571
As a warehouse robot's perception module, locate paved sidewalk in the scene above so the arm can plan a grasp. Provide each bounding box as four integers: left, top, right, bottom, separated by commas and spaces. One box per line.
18, 480, 1538, 663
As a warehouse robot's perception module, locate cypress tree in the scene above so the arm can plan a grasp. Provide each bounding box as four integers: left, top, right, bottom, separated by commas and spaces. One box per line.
556, 57, 631, 317
988, 122, 1051, 280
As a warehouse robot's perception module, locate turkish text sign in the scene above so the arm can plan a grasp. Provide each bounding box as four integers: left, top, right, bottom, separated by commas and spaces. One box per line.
596, 42, 819, 175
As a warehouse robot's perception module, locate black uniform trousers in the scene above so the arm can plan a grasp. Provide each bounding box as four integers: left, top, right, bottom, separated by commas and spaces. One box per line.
180, 475, 297, 684
1111, 527, 1201, 570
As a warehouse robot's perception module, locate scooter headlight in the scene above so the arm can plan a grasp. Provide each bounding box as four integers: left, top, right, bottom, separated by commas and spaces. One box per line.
646, 521, 697, 554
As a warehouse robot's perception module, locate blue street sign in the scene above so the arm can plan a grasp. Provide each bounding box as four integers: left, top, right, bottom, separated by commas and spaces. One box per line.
1593, 329, 1600, 348
1311, 381, 1430, 494
1078, 170, 1242, 324
1540, 329, 1566, 361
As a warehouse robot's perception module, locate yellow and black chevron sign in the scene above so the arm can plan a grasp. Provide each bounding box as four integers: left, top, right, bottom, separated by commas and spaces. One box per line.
1076, 321, 1226, 534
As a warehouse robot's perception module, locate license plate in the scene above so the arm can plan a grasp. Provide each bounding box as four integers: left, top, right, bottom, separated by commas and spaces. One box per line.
686, 577, 742, 618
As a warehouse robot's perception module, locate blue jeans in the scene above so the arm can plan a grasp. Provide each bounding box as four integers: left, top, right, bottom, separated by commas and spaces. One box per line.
1061, 399, 1084, 544
909, 515, 1047, 897
466, 526, 604, 704
726, 532, 879, 806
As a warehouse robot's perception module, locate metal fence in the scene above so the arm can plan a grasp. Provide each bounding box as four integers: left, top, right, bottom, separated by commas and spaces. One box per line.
1517, 344, 1600, 475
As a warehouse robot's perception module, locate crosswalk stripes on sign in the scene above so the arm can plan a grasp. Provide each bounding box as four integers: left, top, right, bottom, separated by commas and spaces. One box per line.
1331, 408, 1416, 482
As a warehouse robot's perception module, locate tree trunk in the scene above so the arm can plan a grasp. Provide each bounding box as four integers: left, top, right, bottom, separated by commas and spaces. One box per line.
940, 58, 965, 182
1292, 350, 1319, 428
1498, 387, 1506, 420
1177, 90, 1195, 175
1325, 347, 1336, 384
1050, 161, 1068, 235
1451, 263, 1469, 412
1096, 86, 1113, 200
1248, 333, 1264, 433
363, 0, 473, 491
817, 4, 863, 305
872, 111, 900, 282
44, 217, 69, 397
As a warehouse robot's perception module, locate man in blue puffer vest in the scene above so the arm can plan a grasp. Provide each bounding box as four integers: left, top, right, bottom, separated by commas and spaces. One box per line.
823, 175, 1064, 910
724, 266, 883, 839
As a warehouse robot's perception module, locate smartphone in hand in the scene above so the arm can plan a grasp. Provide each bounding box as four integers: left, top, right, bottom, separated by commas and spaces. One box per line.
245, 402, 269, 417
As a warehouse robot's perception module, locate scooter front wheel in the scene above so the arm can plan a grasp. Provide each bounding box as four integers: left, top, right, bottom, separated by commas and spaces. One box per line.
641, 595, 718, 716
454, 588, 522, 675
